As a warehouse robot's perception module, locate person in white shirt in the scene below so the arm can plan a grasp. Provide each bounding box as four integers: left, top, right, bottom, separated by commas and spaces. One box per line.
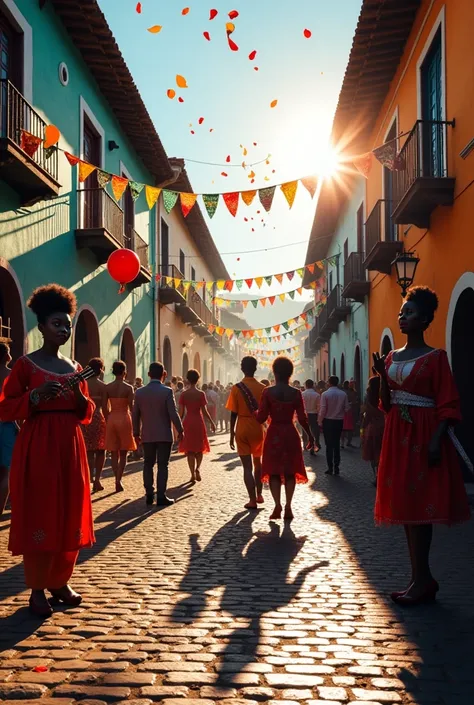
302, 379, 321, 455
319, 375, 350, 475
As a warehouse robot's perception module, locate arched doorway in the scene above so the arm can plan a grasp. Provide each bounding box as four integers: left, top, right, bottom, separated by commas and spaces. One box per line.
74, 307, 100, 368
353, 345, 362, 398
120, 327, 136, 382
163, 337, 172, 379
340, 353, 345, 383
381, 335, 392, 357
193, 351, 201, 373
182, 352, 189, 377
0, 263, 26, 361
203, 359, 208, 383
451, 287, 474, 478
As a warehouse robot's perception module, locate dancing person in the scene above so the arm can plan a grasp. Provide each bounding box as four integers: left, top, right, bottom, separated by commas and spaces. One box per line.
302, 379, 321, 455
81, 357, 108, 492
0, 284, 95, 617
373, 286, 470, 605
360, 376, 385, 486
133, 362, 183, 507
319, 376, 350, 475
179, 369, 215, 483
341, 380, 355, 449
105, 361, 136, 492
227, 356, 265, 509
256, 357, 312, 521
0, 337, 17, 517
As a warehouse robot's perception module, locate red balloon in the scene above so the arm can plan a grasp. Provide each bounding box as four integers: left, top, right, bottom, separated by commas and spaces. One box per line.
107, 249, 140, 291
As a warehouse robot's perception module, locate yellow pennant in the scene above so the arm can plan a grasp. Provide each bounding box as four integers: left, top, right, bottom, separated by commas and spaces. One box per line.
241, 190, 257, 206
146, 186, 161, 210
254, 277, 264, 289
78, 161, 97, 183
216, 280, 225, 290
173, 278, 181, 289
225, 329, 233, 338
206, 281, 214, 292
279, 293, 286, 302
182, 281, 192, 293
280, 180, 298, 209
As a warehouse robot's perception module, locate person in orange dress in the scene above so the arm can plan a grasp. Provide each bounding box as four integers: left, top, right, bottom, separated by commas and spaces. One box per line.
226, 356, 266, 509
81, 357, 108, 492
256, 357, 313, 521
179, 369, 216, 482
0, 284, 95, 618
373, 286, 470, 606
105, 361, 136, 493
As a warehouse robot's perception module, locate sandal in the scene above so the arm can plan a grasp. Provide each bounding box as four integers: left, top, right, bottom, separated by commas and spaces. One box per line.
269, 505, 282, 520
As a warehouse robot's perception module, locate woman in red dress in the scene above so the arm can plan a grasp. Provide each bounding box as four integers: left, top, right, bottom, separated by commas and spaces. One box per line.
0, 285, 95, 617
179, 369, 216, 483
373, 286, 470, 606
256, 357, 313, 521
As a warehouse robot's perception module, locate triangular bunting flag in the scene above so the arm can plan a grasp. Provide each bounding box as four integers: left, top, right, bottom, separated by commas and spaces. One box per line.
216, 327, 225, 336
241, 190, 257, 206
225, 329, 233, 338
306, 263, 315, 274
111, 175, 129, 201
97, 169, 112, 189
296, 268, 304, 278
259, 186, 276, 212
236, 280, 243, 290
280, 180, 298, 209
286, 271, 295, 282
19, 130, 43, 158
223, 192, 239, 217
173, 278, 181, 289
264, 276, 273, 286
78, 161, 97, 183
216, 280, 225, 290
182, 281, 192, 294
305, 322, 311, 330
269, 296, 276, 305
129, 181, 145, 202
266, 328, 272, 335
44, 146, 57, 160
202, 193, 219, 218
146, 185, 161, 210
245, 279, 254, 289
65, 151, 80, 167
301, 175, 319, 198
163, 190, 179, 214
254, 277, 264, 289
353, 152, 373, 179
206, 281, 215, 292
260, 298, 267, 307
275, 273, 284, 285
224, 280, 234, 292
273, 325, 280, 333
297, 287, 303, 295
373, 141, 400, 171
180, 192, 198, 218
279, 293, 285, 302
195, 281, 205, 290
289, 290, 295, 300
251, 300, 258, 308
300, 312, 308, 321
242, 300, 249, 308
208, 325, 216, 334
282, 322, 290, 331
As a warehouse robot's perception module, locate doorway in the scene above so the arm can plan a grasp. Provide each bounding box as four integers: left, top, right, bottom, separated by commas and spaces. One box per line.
421, 28, 444, 177
451, 287, 474, 479
381, 335, 393, 357
82, 115, 101, 227
0, 264, 25, 361
182, 352, 189, 378
193, 351, 201, 373
340, 353, 345, 383
73, 308, 100, 368
120, 327, 136, 382
163, 336, 172, 379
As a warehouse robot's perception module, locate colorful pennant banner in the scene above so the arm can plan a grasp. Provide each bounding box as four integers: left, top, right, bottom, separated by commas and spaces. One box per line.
213, 277, 326, 308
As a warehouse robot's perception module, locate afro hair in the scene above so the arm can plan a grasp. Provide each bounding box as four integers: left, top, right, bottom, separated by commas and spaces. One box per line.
27, 284, 77, 324
405, 286, 439, 326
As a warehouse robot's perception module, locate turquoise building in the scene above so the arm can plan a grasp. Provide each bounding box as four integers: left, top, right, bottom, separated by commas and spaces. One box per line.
0, 0, 174, 380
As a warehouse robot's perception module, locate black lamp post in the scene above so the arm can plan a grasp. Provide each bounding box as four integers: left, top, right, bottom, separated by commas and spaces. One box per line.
393, 250, 420, 296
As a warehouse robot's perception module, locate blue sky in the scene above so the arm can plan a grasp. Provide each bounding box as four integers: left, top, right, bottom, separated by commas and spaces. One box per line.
98, 0, 361, 324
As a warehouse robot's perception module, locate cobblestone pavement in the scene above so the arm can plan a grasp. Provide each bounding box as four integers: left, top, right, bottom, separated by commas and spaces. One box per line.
1, 434, 474, 705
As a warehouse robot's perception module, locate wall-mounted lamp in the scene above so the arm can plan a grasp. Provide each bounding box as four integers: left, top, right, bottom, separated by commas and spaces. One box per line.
393, 250, 420, 297
108, 140, 120, 152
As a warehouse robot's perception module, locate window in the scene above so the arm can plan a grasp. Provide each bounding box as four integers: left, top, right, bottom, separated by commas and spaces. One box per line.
0, 10, 21, 89
343, 239, 348, 262
82, 116, 101, 227
356, 204, 364, 253
191, 266, 196, 282
161, 219, 169, 275
384, 121, 398, 242
179, 250, 186, 278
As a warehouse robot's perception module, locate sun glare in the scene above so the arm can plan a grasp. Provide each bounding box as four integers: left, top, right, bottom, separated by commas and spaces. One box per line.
316, 144, 341, 178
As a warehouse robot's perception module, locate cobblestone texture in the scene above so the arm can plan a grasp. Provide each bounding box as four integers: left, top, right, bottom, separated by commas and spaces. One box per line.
1, 436, 474, 705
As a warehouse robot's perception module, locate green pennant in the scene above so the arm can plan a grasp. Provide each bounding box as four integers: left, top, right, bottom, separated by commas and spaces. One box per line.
251, 299, 258, 308
202, 193, 219, 219
129, 181, 145, 202
44, 146, 57, 160
266, 327, 272, 335
163, 190, 179, 213
283, 322, 290, 331
327, 255, 338, 267
289, 290, 295, 300
235, 330, 241, 338
97, 169, 112, 189
264, 276, 273, 286
236, 280, 243, 290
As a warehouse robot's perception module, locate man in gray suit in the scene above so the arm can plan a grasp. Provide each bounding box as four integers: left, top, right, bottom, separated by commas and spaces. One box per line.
133, 362, 184, 507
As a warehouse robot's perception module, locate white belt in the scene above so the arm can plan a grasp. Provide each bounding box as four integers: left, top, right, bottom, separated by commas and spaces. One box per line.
391, 390, 473, 473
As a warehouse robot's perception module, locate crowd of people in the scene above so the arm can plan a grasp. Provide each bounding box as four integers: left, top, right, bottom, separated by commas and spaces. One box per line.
0, 283, 470, 616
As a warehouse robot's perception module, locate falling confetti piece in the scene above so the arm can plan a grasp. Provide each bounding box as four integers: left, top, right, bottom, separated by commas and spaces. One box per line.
148, 25, 163, 33
190, 130, 195, 134
244, 218, 248, 222
167, 89, 176, 99
270, 99, 278, 108
253, 142, 257, 146
209, 8, 218, 20
136, 2, 142, 13
221, 172, 228, 177
210, 128, 214, 132
241, 161, 246, 168
248, 170, 255, 178
178, 97, 184, 102
203, 31, 211, 41
33, 666, 48, 673
226, 155, 231, 163
228, 9, 239, 19
254, 67, 259, 71
198, 117, 205, 124
264, 176, 270, 181
248, 50, 257, 60
304, 28, 312, 38
226, 22, 235, 32
228, 36, 239, 51
176, 74, 188, 88
182, 7, 190, 15
250, 179, 255, 184
237, 257, 241, 261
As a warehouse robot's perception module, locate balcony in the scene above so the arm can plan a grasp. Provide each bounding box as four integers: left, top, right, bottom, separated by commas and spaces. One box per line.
327, 285, 351, 328
343, 252, 370, 302
392, 120, 455, 228
364, 199, 402, 274
177, 286, 217, 336
158, 264, 186, 305
75, 188, 151, 287
0, 80, 60, 204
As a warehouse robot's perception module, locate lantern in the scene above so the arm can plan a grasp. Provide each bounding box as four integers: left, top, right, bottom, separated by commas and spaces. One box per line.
107, 249, 140, 293
393, 250, 420, 297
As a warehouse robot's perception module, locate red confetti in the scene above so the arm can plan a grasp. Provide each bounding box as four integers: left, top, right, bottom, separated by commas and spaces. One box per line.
304, 28, 312, 38
226, 155, 231, 163
221, 172, 228, 177
190, 130, 195, 134
178, 97, 184, 102
209, 8, 218, 19
198, 117, 205, 124
237, 257, 240, 261
228, 36, 239, 51
244, 217, 248, 222
228, 10, 239, 19
254, 67, 259, 71
248, 50, 257, 60
252, 228, 255, 232
209, 128, 214, 132
253, 142, 257, 146
33, 666, 48, 673
136, 2, 142, 13
182, 7, 190, 15
203, 31, 211, 41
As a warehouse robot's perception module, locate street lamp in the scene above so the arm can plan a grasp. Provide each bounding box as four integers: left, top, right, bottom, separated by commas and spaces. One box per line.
393, 250, 420, 297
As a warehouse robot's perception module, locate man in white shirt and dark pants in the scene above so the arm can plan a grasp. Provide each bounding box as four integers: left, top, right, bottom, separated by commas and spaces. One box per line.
318, 376, 350, 475
302, 379, 321, 455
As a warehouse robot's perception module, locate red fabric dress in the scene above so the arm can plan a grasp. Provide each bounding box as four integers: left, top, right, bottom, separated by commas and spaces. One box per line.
256, 388, 308, 485
0, 356, 96, 556
179, 391, 210, 455
375, 349, 470, 526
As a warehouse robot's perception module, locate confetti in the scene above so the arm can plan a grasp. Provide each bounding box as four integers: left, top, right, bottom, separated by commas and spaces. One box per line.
304, 28, 312, 38
254, 67, 259, 71
178, 97, 184, 102
209, 8, 218, 19
182, 7, 190, 15
243, 147, 248, 156
198, 117, 205, 124
210, 128, 214, 132
176, 74, 188, 88
248, 50, 257, 60
228, 37, 239, 51
203, 31, 211, 40
167, 89, 176, 99
33, 666, 48, 673
270, 99, 278, 108
136, 2, 142, 13
253, 142, 257, 146
147, 25, 162, 33
228, 9, 239, 19
226, 155, 231, 163
221, 172, 228, 177
190, 130, 195, 134
248, 170, 255, 178
237, 257, 241, 261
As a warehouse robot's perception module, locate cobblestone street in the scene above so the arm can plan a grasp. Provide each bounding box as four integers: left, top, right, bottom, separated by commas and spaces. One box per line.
1, 435, 474, 705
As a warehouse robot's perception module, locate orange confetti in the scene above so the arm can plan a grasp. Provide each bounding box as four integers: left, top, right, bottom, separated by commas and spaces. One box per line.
167, 89, 176, 99
182, 7, 190, 15
243, 147, 248, 156
209, 8, 218, 19
248, 170, 255, 178
270, 99, 278, 108
228, 9, 239, 19
147, 25, 163, 33
249, 50, 257, 60
304, 28, 312, 38
198, 117, 205, 124
226, 22, 235, 32
136, 2, 142, 13
203, 31, 211, 40
176, 74, 188, 88
221, 172, 228, 177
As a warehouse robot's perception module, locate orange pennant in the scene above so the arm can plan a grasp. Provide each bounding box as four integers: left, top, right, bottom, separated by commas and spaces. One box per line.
111, 175, 129, 201
180, 192, 198, 217
306, 263, 315, 274
275, 273, 284, 285
280, 180, 298, 208
254, 277, 264, 289
78, 161, 97, 183
241, 190, 257, 206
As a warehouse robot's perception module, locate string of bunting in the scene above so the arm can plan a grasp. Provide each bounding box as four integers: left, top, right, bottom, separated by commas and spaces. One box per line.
214, 277, 325, 308
244, 341, 302, 353
352, 129, 411, 179
243, 346, 304, 358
